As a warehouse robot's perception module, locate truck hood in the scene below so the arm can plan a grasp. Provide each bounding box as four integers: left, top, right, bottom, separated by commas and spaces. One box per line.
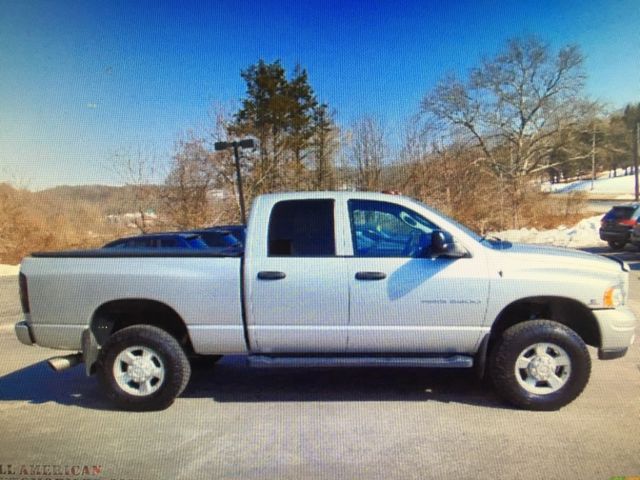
493, 242, 625, 275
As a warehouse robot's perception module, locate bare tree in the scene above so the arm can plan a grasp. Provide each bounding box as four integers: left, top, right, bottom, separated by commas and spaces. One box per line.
390, 115, 432, 193
350, 116, 385, 191
109, 148, 163, 233
422, 36, 593, 225
207, 106, 251, 221
310, 104, 339, 190
163, 136, 218, 229
423, 37, 589, 177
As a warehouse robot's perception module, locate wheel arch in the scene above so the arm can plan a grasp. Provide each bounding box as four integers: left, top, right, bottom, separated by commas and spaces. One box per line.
88, 298, 194, 372
489, 296, 601, 348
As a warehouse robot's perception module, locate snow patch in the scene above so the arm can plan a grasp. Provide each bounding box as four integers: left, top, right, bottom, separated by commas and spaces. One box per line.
490, 215, 606, 248
543, 171, 638, 197
0, 264, 19, 276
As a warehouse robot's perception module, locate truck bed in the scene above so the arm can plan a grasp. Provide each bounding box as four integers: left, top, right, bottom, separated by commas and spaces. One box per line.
31, 247, 243, 258
20, 254, 247, 354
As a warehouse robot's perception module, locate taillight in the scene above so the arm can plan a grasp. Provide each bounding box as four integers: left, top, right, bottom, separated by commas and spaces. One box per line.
619, 219, 637, 227
19, 272, 30, 314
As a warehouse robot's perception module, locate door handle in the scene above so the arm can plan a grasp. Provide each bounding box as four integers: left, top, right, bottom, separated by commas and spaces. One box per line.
257, 271, 286, 280
355, 271, 387, 281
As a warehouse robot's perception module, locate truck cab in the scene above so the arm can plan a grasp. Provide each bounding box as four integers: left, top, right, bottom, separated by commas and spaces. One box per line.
244, 192, 489, 355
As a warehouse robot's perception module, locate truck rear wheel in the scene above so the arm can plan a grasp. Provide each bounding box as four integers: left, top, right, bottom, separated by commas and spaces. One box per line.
489, 320, 591, 411
97, 325, 191, 411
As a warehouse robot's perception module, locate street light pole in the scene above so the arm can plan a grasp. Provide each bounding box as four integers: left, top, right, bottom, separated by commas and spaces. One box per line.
232, 142, 247, 225
214, 139, 255, 225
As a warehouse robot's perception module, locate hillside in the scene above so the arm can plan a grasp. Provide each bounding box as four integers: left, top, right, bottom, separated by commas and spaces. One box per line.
0, 183, 155, 264
32, 184, 165, 215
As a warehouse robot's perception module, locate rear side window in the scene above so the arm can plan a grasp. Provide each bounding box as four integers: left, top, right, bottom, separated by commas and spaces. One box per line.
128, 239, 147, 248
200, 232, 238, 247
268, 200, 335, 256
160, 237, 179, 248
186, 236, 209, 249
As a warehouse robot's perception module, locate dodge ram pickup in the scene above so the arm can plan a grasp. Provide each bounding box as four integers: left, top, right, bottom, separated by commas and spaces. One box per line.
15, 192, 637, 411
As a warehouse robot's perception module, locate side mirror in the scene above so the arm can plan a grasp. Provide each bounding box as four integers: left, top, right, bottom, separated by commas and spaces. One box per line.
430, 231, 468, 259
431, 231, 447, 254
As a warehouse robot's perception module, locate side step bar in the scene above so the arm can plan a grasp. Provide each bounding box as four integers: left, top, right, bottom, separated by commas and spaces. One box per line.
248, 355, 473, 369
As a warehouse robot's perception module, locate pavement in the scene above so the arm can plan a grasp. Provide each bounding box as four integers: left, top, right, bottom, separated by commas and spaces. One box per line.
0, 249, 639, 480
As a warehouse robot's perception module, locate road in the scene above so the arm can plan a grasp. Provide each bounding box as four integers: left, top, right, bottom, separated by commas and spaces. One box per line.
0, 249, 639, 480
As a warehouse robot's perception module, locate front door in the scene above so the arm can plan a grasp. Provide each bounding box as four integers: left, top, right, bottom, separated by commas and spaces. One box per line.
345, 199, 489, 354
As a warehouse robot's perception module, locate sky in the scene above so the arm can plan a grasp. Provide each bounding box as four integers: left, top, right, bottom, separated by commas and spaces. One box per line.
1, 0, 639, 190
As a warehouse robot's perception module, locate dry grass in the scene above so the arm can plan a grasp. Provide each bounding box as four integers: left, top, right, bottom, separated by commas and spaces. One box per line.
0, 183, 130, 264
517, 191, 592, 230
387, 155, 593, 235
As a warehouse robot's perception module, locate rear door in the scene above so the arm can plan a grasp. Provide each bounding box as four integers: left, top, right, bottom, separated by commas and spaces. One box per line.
246, 199, 349, 353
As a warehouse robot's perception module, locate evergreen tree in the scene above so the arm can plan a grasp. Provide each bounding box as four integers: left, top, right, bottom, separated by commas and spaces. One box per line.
310, 103, 339, 190
230, 60, 318, 192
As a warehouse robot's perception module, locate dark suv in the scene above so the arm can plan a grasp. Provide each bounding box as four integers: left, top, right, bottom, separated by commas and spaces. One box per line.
187, 228, 243, 248
599, 204, 640, 250
103, 233, 209, 249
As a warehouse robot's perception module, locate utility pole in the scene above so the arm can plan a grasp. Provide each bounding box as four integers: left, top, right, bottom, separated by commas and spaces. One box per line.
634, 122, 639, 202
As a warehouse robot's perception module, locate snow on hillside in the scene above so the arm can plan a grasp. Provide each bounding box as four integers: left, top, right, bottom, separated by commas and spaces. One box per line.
490, 215, 606, 248
543, 170, 638, 197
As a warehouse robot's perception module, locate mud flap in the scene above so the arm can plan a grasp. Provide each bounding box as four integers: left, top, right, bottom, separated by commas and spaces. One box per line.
473, 333, 490, 380
81, 328, 100, 376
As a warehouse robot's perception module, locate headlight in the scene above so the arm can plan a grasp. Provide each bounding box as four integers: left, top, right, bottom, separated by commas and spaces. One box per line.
603, 286, 624, 308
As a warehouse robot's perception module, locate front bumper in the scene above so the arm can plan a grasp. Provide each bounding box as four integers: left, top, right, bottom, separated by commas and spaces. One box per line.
15, 320, 34, 346
593, 307, 637, 359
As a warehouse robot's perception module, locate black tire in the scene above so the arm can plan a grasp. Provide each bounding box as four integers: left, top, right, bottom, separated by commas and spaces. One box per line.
97, 325, 191, 411
607, 240, 626, 250
489, 320, 591, 411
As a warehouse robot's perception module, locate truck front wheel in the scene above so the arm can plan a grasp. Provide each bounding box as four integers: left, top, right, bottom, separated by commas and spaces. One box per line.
607, 240, 626, 250
97, 325, 191, 411
489, 320, 591, 411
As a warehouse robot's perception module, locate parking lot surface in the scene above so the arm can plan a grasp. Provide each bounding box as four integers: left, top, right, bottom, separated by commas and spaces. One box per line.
0, 248, 639, 480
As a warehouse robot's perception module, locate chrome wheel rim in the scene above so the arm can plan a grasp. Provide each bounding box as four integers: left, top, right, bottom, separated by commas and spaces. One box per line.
514, 342, 571, 395
113, 346, 165, 396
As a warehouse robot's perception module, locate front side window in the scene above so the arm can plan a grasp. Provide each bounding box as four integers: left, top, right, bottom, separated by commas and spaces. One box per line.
268, 200, 336, 257
348, 200, 439, 257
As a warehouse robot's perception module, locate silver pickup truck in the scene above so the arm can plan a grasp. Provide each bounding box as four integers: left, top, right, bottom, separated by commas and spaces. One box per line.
15, 192, 637, 411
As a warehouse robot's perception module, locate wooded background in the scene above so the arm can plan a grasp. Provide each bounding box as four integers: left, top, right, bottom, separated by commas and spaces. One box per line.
2, 36, 639, 264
